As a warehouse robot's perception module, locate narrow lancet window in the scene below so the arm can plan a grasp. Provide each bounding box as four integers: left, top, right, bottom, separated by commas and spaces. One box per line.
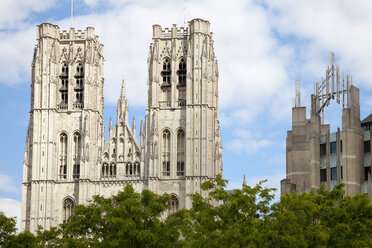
74, 63, 84, 109
73, 133, 81, 179
59, 63, 69, 109
161, 58, 171, 86
59, 133, 67, 179
168, 195, 179, 214
162, 129, 171, 176
177, 58, 186, 85
177, 129, 185, 176
63, 198, 74, 222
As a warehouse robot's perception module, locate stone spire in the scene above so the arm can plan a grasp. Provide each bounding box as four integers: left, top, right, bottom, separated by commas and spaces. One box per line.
243, 174, 246, 186
109, 116, 113, 134
132, 116, 136, 135
117, 77, 129, 122
120, 77, 126, 100
140, 120, 144, 147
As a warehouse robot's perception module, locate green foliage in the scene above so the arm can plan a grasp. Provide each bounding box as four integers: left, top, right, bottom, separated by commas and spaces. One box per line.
267, 184, 372, 248
0, 211, 17, 246
3, 177, 372, 247
180, 175, 277, 248
42, 184, 183, 247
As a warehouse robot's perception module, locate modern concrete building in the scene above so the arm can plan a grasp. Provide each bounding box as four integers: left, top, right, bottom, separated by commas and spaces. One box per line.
21, 18, 223, 233
281, 54, 372, 201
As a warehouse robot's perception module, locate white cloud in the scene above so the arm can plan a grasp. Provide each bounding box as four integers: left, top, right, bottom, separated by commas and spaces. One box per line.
226, 129, 273, 154
265, 0, 372, 90
0, 0, 55, 29
0, 198, 22, 231
0, 173, 20, 194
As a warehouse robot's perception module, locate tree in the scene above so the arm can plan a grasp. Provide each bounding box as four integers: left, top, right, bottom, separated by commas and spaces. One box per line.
0, 211, 17, 246
0, 211, 38, 248
45, 184, 183, 247
179, 175, 276, 248
267, 184, 372, 248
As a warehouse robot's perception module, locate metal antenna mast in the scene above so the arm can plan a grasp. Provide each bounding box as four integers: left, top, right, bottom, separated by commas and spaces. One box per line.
184, 0, 186, 27
313, 52, 352, 123
71, 0, 74, 27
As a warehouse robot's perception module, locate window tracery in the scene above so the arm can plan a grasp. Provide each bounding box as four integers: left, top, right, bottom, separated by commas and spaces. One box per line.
74, 63, 84, 109
162, 129, 171, 176
59, 133, 67, 179
73, 133, 81, 179
63, 198, 74, 222
59, 63, 69, 109
168, 195, 179, 214
177, 129, 185, 176
161, 58, 171, 86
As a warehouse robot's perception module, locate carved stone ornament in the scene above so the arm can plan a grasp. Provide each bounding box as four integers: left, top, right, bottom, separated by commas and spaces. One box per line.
50, 76, 56, 85
161, 40, 171, 58
202, 37, 208, 58
74, 47, 84, 62
153, 40, 159, 61
51, 40, 57, 63
171, 40, 177, 60
35, 76, 41, 84
69, 43, 74, 64
86, 42, 92, 64
60, 47, 69, 62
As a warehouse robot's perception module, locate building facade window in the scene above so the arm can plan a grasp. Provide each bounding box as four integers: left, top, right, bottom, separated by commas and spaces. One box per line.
365, 166, 371, 181
59, 63, 69, 108
177, 58, 186, 85
364, 141, 370, 153
73, 133, 81, 179
168, 195, 179, 214
63, 198, 74, 223
330, 142, 336, 154
162, 129, 171, 176
74, 63, 84, 109
320, 169, 327, 183
125, 162, 140, 176
331, 167, 337, 181
161, 58, 171, 86
101, 163, 117, 178
320, 144, 326, 156
177, 129, 185, 176
59, 133, 67, 179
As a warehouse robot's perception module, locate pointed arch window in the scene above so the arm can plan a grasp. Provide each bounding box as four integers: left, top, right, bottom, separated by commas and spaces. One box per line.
74, 63, 84, 109
162, 129, 171, 176
63, 198, 74, 222
168, 195, 179, 214
177, 129, 185, 176
59, 133, 67, 179
59, 63, 69, 109
73, 133, 81, 179
101, 162, 116, 178
161, 58, 171, 86
177, 58, 186, 86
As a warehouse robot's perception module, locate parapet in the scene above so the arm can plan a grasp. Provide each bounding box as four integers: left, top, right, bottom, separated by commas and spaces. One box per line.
189, 18, 210, 35
152, 24, 187, 39
37, 23, 60, 39
37, 23, 98, 41
152, 18, 211, 39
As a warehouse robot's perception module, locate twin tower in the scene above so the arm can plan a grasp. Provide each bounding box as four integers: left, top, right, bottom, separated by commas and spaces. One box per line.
21, 19, 223, 233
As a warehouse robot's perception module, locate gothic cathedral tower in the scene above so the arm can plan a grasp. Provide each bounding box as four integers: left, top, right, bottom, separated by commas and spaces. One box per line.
21, 23, 105, 232
145, 19, 223, 209
21, 18, 223, 233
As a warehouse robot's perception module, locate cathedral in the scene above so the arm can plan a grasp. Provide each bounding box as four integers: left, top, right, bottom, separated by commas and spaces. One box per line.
21, 18, 223, 233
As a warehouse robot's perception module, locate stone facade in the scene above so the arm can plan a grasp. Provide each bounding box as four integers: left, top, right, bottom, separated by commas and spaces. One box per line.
21, 18, 223, 233
282, 83, 372, 201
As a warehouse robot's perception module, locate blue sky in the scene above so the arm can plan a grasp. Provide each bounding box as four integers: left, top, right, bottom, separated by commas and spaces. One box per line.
1, 0, 372, 226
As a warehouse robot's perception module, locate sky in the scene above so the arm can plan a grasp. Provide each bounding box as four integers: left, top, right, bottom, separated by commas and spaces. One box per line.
1, 0, 372, 229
